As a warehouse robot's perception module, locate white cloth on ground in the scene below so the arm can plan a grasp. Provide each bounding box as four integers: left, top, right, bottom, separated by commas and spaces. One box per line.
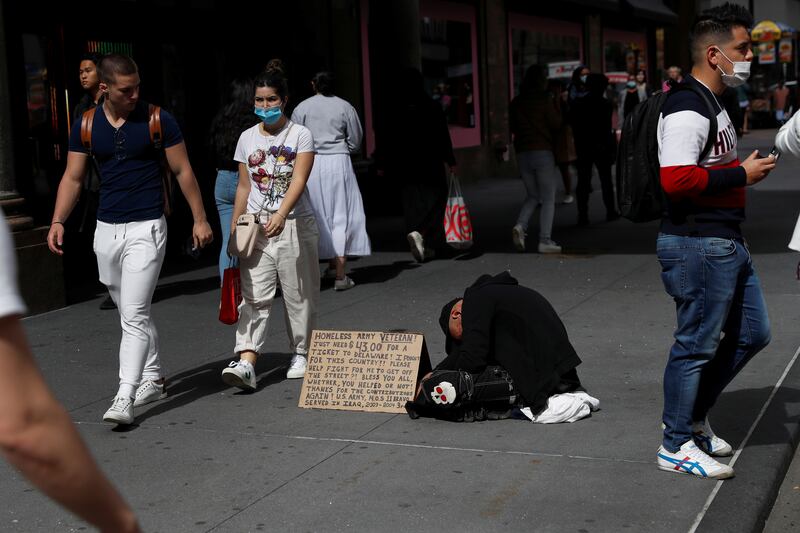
519, 391, 600, 423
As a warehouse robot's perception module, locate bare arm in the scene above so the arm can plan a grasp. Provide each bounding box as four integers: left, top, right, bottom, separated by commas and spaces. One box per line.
262, 151, 315, 238
230, 163, 253, 235
0, 316, 139, 533
47, 152, 89, 255
164, 142, 213, 249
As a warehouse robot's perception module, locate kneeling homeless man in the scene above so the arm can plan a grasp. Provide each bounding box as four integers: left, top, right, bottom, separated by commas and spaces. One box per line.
406, 272, 596, 422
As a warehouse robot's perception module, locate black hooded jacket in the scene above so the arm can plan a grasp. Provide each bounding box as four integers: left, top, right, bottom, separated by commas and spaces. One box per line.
437, 272, 582, 413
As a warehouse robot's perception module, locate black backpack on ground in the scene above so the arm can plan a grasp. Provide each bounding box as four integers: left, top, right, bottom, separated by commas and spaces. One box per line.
405, 366, 522, 422
616, 82, 718, 222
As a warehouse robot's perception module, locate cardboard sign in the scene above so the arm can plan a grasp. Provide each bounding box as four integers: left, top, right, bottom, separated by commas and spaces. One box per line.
299, 330, 431, 414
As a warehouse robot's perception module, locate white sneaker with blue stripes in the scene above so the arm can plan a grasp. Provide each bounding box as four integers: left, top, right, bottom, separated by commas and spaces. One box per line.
657, 440, 734, 479
692, 419, 733, 457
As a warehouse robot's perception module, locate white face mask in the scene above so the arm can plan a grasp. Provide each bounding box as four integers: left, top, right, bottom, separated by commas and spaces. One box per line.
715, 47, 751, 88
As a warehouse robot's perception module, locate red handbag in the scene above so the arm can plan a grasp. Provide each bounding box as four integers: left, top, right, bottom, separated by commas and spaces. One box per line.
219, 266, 242, 325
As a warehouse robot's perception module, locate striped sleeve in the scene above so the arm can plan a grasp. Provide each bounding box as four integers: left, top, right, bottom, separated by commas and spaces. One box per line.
659, 109, 710, 196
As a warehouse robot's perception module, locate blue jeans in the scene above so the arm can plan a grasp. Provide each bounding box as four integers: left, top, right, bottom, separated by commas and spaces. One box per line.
657, 233, 770, 452
215, 169, 239, 280
516, 150, 557, 241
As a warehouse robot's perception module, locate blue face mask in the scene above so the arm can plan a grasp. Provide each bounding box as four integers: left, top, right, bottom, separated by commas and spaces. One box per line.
626, 81, 636, 89
255, 106, 282, 125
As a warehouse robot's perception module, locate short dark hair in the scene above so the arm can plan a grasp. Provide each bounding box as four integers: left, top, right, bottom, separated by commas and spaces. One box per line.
690, 2, 753, 63
80, 52, 101, 66
312, 71, 335, 96
98, 53, 138, 84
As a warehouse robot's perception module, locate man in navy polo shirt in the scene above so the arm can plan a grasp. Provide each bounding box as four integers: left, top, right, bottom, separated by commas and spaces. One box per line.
47, 54, 213, 425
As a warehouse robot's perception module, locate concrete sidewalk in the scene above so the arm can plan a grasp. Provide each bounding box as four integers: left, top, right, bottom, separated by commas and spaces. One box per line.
2, 129, 800, 532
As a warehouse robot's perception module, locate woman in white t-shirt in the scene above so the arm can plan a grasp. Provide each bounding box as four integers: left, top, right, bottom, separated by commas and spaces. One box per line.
221, 60, 320, 389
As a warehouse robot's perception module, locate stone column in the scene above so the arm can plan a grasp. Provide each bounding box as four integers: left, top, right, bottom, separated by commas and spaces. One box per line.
0, 0, 32, 229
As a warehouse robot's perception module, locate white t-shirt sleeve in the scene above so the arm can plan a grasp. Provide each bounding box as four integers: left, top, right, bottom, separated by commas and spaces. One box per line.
233, 129, 250, 165
0, 213, 26, 318
295, 126, 315, 153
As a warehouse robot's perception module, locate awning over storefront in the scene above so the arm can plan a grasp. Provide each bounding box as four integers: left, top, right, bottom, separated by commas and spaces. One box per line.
564, 0, 619, 11
623, 0, 678, 23
752, 20, 782, 42
777, 21, 796, 38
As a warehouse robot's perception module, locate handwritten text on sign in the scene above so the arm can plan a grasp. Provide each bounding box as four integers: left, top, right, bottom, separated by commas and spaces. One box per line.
299, 330, 424, 413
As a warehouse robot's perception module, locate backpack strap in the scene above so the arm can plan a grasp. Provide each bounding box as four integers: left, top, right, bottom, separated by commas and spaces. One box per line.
148, 104, 163, 150
80, 107, 96, 153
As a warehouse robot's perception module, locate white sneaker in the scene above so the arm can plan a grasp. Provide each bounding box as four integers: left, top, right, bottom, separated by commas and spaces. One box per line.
334, 276, 355, 291
103, 396, 134, 425
133, 379, 167, 407
512, 225, 526, 252
538, 239, 562, 254
693, 419, 733, 457
287, 354, 307, 379
407, 231, 425, 262
562, 194, 574, 204
221, 360, 256, 391
657, 440, 734, 479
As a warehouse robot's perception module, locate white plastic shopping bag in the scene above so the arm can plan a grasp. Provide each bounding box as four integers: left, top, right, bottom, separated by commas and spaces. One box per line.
443, 173, 473, 250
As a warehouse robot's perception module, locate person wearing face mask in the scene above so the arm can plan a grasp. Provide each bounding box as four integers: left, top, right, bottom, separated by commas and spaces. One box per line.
567, 65, 589, 105
220, 59, 320, 388
655, 3, 775, 479
617, 74, 642, 137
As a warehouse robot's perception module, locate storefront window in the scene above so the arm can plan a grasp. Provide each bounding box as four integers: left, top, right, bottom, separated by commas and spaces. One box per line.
509, 15, 583, 96
421, 19, 474, 128
420, 0, 480, 148
603, 29, 648, 86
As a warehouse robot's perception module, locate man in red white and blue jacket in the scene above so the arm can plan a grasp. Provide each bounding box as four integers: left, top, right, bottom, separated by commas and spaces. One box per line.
654, 2, 775, 480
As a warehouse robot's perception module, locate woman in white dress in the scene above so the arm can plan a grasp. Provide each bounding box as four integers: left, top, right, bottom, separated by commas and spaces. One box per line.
292, 72, 371, 291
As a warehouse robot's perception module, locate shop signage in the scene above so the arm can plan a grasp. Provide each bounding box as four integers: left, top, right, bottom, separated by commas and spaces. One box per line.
779, 38, 793, 63
759, 42, 776, 64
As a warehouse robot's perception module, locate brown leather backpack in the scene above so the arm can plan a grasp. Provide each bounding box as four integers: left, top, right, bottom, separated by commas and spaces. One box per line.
80, 104, 175, 216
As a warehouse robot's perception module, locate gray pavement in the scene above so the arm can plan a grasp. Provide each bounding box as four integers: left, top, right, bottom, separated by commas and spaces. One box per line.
3, 129, 800, 532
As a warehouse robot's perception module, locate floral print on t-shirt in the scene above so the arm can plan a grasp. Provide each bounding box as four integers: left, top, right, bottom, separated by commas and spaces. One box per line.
247, 145, 298, 204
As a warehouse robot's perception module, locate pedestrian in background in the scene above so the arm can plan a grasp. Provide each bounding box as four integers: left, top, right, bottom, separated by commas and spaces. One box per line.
1, 212, 140, 532
72, 52, 117, 311
209, 77, 256, 282
569, 73, 619, 225
736, 82, 751, 133
618, 74, 641, 135
662, 65, 684, 92
509, 64, 562, 253
567, 65, 589, 105
221, 60, 319, 388
374, 67, 456, 263
635, 69, 651, 100
292, 71, 371, 291
773, 80, 790, 125
548, 79, 575, 204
